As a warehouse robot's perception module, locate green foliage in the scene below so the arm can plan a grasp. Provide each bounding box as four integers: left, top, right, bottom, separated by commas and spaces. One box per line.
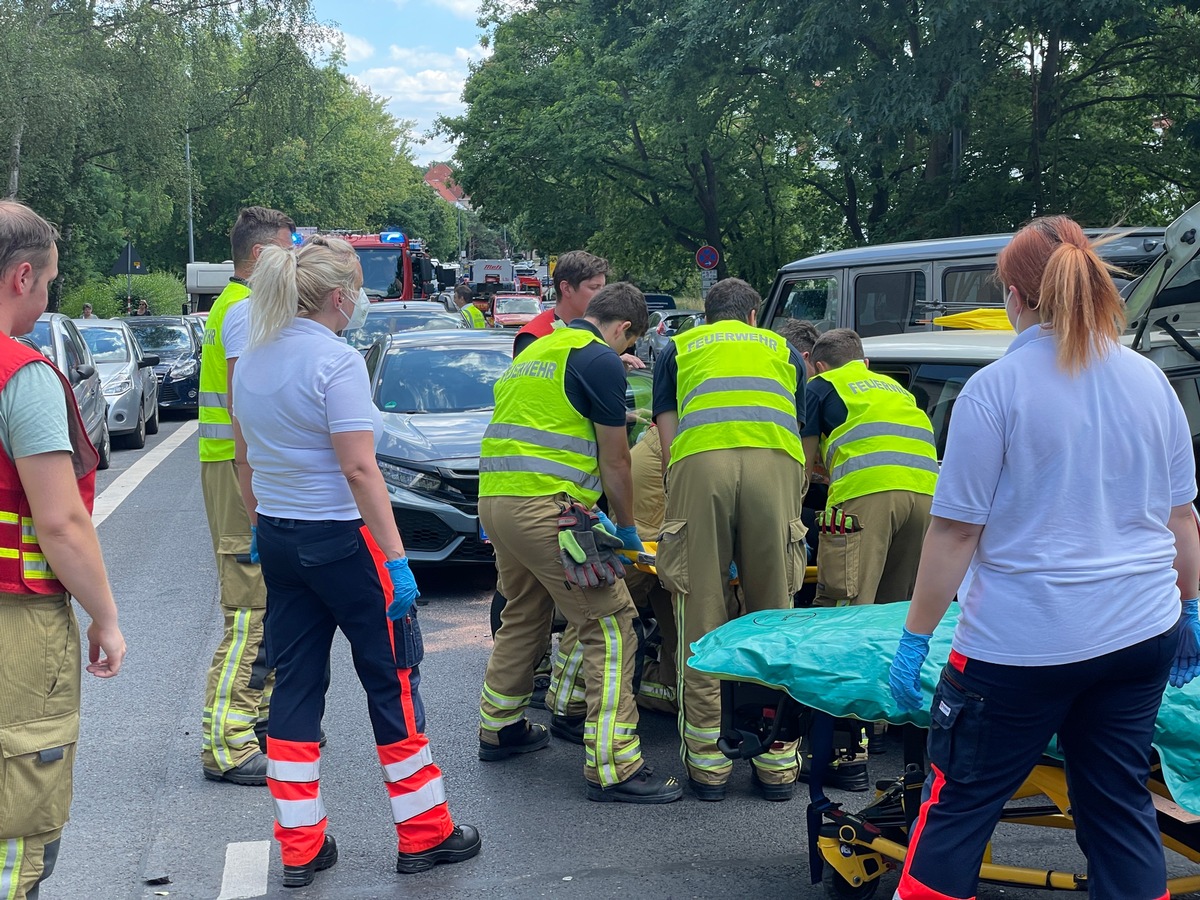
61, 274, 187, 318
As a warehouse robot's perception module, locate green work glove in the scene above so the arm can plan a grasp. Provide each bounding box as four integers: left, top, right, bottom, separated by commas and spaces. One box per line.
557, 502, 627, 588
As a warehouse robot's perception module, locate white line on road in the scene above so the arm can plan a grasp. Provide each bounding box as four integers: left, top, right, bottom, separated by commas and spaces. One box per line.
92, 420, 198, 527
216, 841, 271, 900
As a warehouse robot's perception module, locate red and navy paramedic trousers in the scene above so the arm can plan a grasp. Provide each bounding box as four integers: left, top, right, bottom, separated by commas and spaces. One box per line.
898, 618, 1180, 900
257, 516, 454, 868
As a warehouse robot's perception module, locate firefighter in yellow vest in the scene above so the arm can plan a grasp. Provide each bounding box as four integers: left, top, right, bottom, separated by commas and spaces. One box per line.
477, 282, 683, 804
802, 328, 937, 608
199, 206, 295, 785
653, 278, 809, 802
454, 284, 487, 328
0, 201, 125, 900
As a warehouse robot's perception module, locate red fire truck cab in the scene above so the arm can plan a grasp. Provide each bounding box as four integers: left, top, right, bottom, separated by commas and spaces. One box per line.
344, 231, 417, 301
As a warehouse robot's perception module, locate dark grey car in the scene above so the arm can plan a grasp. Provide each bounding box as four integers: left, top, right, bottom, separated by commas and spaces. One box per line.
28, 313, 111, 469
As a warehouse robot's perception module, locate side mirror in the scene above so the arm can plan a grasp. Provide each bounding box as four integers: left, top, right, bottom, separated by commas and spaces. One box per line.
138, 355, 159, 368
72, 363, 95, 383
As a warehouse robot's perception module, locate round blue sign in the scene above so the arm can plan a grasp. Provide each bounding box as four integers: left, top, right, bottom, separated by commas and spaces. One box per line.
696, 245, 719, 270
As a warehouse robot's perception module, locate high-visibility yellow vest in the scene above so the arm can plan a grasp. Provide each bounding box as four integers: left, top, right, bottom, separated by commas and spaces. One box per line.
462, 303, 487, 329
198, 280, 250, 462
669, 320, 803, 467
813, 359, 938, 508
479, 327, 605, 505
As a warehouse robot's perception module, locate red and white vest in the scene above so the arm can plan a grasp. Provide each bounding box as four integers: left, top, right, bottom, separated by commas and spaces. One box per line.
0, 334, 97, 595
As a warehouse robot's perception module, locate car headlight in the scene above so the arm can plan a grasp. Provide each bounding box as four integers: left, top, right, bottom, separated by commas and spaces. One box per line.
169, 358, 198, 378
377, 460, 444, 493
103, 378, 133, 396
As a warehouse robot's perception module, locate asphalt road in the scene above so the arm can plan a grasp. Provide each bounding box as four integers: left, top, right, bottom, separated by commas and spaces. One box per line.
39, 417, 1200, 899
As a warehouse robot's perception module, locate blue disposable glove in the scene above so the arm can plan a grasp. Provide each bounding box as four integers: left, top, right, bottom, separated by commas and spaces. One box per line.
889, 627, 933, 711
249, 525, 260, 565
595, 509, 618, 536
614, 524, 644, 553
385, 557, 421, 620
1170, 599, 1200, 689
729, 561, 739, 582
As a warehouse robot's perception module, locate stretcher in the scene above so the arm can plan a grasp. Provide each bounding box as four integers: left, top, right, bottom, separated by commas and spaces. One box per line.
688, 603, 1200, 898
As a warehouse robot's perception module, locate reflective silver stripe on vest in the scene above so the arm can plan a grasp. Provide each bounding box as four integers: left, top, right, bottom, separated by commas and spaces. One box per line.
484, 423, 597, 457
390, 776, 447, 823
20, 520, 37, 545
480, 455, 602, 493
829, 450, 941, 483
680, 376, 793, 413
382, 744, 433, 783
198, 422, 235, 440
266, 758, 320, 783
823, 422, 935, 472
272, 796, 327, 829
200, 391, 228, 409
677, 406, 799, 437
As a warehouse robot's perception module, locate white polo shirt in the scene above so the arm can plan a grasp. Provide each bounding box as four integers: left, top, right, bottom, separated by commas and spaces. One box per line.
934, 325, 1194, 665
232, 317, 382, 520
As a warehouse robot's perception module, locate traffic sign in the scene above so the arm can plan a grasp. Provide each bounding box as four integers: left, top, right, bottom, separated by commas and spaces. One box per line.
700, 268, 718, 298
696, 245, 719, 270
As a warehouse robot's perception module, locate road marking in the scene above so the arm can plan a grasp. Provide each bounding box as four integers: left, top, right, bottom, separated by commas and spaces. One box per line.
216, 841, 270, 900
92, 420, 198, 527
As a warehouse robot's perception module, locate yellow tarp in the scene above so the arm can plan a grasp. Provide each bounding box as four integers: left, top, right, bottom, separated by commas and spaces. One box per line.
933, 308, 1013, 330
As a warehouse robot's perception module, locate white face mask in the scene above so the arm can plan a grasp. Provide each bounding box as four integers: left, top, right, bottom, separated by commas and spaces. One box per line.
1004, 287, 1019, 331
340, 287, 370, 331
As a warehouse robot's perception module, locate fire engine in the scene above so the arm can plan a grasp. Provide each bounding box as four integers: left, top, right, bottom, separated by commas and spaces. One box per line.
338, 231, 437, 301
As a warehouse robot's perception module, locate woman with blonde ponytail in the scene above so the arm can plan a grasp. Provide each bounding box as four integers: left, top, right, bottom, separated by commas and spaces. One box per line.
231, 235, 481, 889
888, 215, 1200, 900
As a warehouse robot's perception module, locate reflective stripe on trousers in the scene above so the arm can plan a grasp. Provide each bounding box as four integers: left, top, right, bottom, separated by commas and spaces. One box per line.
267, 737, 327, 868
378, 736, 454, 853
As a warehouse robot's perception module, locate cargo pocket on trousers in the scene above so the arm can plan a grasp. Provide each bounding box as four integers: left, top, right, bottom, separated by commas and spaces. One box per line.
927, 672, 985, 783
815, 529, 862, 604
786, 516, 808, 594
395, 609, 425, 669
0, 710, 79, 836
296, 533, 360, 568
656, 520, 689, 595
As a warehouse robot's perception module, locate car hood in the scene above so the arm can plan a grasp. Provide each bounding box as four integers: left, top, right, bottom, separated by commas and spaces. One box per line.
376, 409, 493, 464
1128, 199, 1200, 353
493, 312, 536, 327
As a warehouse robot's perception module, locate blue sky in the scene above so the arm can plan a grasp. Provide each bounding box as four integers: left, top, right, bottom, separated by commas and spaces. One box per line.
310, 0, 490, 167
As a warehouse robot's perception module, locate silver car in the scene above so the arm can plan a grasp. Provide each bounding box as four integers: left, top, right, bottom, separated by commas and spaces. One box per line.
76, 319, 159, 449
27, 313, 111, 469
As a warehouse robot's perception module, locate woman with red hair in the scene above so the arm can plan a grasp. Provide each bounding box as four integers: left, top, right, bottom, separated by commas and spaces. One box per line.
887, 215, 1200, 900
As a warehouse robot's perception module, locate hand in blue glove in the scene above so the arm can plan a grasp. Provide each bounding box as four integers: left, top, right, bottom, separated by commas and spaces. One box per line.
249, 525, 260, 565
1171, 598, 1200, 689
614, 524, 644, 553
385, 557, 421, 620
729, 561, 739, 582
595, 509, 618, 536
889, 627, 933, 711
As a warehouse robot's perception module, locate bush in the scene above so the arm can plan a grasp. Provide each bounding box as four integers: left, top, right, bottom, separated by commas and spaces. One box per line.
61, 273, 187, 318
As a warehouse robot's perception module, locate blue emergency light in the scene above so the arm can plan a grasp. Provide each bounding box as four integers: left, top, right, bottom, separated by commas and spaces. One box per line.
291, 232, 304, 246
380, 231, 407, 245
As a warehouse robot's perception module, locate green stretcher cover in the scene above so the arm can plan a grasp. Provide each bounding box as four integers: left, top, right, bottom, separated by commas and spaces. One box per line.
688, 602, 1200, 815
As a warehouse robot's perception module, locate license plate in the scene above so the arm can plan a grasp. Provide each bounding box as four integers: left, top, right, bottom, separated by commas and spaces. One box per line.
478, 520, 489, 543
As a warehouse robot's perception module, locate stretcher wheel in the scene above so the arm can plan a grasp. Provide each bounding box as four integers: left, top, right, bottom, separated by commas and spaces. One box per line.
822, 864, 879, 900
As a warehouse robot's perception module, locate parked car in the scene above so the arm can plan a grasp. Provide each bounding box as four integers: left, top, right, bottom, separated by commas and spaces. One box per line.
673, 312, 706, 337
342, 301, 467, 353
643, 292, 677, 311
27, 313, 110, 469
639, 310, 701, 361
125, 316, 202, 413
183, 313, 207, 347
489, 293, 541, 328
76, 319, 159, 449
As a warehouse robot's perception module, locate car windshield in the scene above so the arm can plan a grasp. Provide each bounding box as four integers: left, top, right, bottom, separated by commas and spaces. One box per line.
28, 321, 54, 359
356, 248, 404, 297
81, 327, 130, 362
128, 324, 191, 354
344, 311, 466, 350
375, 345, 512, 413
496, 297, 539, 314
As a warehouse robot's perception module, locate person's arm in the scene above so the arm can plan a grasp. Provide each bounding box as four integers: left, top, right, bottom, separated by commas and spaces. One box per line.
17, 452, 125, 677
802, 436, 819, 480
1168, 504, 1200, 601
228, 356, 258, 525
595, 424, 635, 527
331, 430, 405, 560
904, 516, 984, 634
650, 344, 678, 475
656, 411, 678, 475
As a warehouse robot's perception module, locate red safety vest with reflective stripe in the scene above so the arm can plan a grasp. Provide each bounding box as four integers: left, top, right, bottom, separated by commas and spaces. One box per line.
0, 334, 98, 595
514, 307, 558, 349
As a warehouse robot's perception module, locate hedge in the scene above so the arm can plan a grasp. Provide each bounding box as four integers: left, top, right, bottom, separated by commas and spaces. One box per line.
60, 273, 188, 318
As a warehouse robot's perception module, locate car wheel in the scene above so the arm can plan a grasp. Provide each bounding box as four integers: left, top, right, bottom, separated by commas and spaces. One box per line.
96, 420, 111, 471
146, 403, 159, 435
123, 407, 146, 450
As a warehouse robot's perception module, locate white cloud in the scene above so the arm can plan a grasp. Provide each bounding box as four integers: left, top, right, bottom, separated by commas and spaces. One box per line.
340, 32, 376, 63
392, 0, 480, 20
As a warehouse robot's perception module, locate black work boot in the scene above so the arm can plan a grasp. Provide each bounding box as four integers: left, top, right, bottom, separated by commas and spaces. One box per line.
396, 825, 481, 874
478, 720, 550, 761
586, 765, 684, 804
203, 751, 268, 786
282, 835, 338, 888
751, 767, 796, 802
529, 673, 552, 710
687, 778, 726, 802
549, 713, 585, 745
797, 750, 870, 792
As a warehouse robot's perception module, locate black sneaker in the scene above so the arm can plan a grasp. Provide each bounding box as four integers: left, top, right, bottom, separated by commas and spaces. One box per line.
396, 825, 481, 874
751, 767, 796, 802
587, 766, 684, 804
687, 777, 727, 802
549, 714, 585, 745
478, 720, 550, 761
529, 674, 551, 711
203, 752, 268, 786
282, 835, 338, 888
